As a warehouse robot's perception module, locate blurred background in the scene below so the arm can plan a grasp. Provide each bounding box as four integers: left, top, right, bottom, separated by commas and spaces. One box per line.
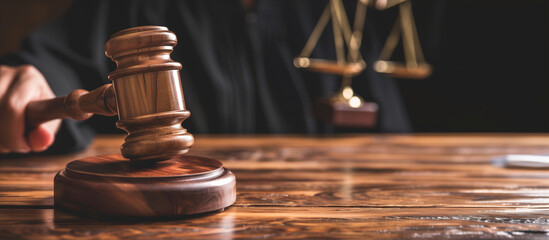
1, 0, 547, 132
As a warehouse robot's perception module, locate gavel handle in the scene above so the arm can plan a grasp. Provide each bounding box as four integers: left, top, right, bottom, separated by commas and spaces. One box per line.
25, 84, 118, 127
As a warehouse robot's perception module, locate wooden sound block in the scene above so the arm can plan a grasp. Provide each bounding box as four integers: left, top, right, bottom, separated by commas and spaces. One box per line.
54, 154, 236, 218
314, 97, 378, 128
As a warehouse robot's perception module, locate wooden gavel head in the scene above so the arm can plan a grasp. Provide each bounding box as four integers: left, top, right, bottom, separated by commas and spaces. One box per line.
104, 26, 193, 162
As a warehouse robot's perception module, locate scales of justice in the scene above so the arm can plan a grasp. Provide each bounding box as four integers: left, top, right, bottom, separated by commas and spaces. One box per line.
294, 0, 431, 127
24, 26, 236, 217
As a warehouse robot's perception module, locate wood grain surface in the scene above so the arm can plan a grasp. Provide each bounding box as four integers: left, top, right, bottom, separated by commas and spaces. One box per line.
2, 134, 549, 239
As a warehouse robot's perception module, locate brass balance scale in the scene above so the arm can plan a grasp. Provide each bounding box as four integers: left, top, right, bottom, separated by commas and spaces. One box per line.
294, 0, 431, 128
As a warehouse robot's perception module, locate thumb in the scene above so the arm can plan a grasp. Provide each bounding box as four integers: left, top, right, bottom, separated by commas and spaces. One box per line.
27, 120, 61, 152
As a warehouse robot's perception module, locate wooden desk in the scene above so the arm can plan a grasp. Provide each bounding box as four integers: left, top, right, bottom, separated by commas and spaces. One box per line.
2, 134, 549, 239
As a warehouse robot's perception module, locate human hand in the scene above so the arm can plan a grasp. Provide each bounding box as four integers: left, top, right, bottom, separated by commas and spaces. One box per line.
0, 65, 61, 154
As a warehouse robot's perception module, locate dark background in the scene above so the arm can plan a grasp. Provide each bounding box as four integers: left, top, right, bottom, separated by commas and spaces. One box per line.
404, 0, 549, 132
1, 0, 547, 132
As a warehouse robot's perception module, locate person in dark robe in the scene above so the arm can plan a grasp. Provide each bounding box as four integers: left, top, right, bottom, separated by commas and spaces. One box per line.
0, 0, 413, 154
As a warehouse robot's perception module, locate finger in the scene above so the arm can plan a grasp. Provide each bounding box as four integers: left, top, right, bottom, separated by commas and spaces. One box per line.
0, 66, 19, 153
0, 66, 43, 151
28, 119, 61, 152
0, 65, 17, 97
25, 67, 59, 152
0, 97, 31, 152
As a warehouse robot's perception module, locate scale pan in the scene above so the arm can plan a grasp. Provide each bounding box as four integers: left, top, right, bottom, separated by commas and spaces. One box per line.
374, 60, 432, 79
294, 58, 366, 76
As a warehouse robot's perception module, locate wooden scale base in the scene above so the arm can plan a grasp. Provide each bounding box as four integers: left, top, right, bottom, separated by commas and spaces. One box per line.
54, 154, 236, 218
314, 97, 379, 128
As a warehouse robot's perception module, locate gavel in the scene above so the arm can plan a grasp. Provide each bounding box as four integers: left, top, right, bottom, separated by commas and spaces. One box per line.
39, 26, 236, 218
24, 26, 194, 162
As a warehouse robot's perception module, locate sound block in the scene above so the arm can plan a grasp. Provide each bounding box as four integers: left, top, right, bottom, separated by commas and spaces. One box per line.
54, 154, 236, 218
314, 97, 378, 128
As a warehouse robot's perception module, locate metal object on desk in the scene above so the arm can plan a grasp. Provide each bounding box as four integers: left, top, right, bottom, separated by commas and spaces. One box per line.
492, 154, 549, 168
